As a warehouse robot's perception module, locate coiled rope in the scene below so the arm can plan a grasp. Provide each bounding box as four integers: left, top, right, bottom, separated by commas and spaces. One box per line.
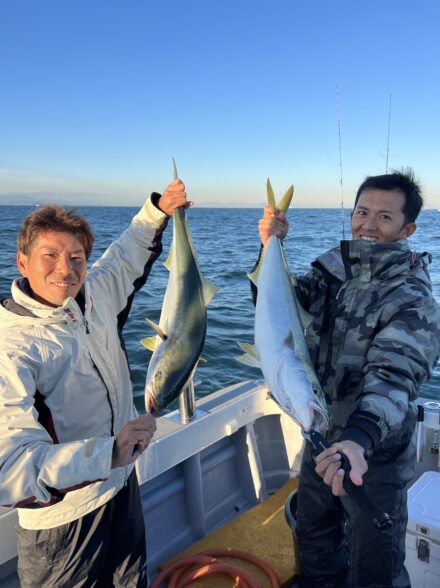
150, 548, 281, 588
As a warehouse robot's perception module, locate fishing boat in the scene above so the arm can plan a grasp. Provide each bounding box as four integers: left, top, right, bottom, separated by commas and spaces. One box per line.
1, 379, 440, 587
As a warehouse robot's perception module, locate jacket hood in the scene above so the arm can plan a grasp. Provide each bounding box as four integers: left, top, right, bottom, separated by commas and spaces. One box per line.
315, 239, 433, 290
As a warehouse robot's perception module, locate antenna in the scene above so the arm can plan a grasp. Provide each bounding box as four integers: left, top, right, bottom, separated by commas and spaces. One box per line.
385, 94, 392, 173
336, 82, 346, 240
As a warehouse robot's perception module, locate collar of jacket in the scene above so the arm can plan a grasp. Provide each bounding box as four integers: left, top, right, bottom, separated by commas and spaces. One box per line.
7, 278, 90, 326
314, 239, 433, 288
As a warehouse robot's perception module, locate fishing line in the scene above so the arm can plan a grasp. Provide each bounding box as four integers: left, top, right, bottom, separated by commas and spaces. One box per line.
336, 82, 346, 240
385, 94, 392, 173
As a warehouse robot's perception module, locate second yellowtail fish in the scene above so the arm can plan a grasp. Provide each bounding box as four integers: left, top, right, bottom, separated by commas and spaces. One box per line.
143, 161, 219, 412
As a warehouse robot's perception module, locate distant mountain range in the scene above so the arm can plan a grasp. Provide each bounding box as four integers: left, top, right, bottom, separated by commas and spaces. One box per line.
0, 194, 71, 206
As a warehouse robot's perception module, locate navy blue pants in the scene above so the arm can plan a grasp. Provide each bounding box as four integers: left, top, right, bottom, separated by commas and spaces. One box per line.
17, 471, 147, 588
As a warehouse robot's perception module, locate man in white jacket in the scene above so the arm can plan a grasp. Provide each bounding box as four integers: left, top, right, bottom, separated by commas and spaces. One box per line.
0, 179, 189, 587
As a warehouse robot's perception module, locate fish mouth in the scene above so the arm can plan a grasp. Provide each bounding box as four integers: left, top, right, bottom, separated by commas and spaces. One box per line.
146, 393, 159, 414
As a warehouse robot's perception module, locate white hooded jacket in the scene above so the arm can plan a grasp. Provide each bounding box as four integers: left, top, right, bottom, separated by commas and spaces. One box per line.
0, 198, 167, 529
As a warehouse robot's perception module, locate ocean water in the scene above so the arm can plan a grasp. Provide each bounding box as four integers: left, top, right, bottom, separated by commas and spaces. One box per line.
1, 205, 439, 412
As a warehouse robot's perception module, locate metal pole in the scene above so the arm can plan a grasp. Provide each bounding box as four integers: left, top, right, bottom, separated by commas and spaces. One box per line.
178, 379, 196, 424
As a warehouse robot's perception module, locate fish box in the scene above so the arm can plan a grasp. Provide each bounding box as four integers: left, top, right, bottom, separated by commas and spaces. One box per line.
405, 471, 440, 587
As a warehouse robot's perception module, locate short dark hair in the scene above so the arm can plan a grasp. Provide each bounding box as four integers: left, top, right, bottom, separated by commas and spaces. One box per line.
18, 205, 94, 259
354, 168, 423, 223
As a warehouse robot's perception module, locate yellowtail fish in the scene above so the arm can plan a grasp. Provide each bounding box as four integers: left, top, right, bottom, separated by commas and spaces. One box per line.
237, 180, 329, 433
143, 161, 218, 412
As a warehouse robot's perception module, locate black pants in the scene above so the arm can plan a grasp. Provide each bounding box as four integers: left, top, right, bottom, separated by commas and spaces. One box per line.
17, 472, 147, 588
295, 444, 411, 588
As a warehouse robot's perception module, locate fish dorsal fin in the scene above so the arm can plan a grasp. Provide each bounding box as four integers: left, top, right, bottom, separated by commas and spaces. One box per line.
247, 245, 267, 286
201, 277, 219, 305
145, 318, 167, 340
141, 336, 157, 351
247, 265, 260, 286
164, 246, 173, 271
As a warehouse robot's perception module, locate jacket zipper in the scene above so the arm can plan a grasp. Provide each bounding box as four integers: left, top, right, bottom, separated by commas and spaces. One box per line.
336, 282, 348, 299
83, 311, 128, 484
319, 280, 347, 398
83, 320, 115, 435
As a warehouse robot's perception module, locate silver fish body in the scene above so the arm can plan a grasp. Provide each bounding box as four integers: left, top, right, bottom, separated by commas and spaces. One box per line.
253, 235, 328, 432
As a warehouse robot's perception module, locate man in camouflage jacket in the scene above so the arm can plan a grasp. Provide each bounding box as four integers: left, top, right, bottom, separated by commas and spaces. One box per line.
257, 170, 440, 587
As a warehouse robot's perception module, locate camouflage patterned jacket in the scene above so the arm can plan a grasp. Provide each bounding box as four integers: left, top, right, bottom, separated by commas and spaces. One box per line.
295, 239, 440, 482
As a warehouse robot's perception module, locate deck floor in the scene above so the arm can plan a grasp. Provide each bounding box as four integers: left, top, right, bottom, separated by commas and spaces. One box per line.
160, 478, 299, 587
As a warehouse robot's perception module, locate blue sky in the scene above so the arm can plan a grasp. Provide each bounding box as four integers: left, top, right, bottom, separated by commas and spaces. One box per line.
1, 0, 439, 208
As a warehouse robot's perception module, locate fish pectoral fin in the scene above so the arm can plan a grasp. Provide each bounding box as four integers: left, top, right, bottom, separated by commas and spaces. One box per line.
197, 356, 208, 365
235, 341, 261, 368
141, 336, 157, 351
202, 278, 219, 305
145, 318, 167, 340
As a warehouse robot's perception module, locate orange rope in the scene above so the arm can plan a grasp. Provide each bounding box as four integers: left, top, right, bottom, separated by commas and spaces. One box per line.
150, 548, 281, 588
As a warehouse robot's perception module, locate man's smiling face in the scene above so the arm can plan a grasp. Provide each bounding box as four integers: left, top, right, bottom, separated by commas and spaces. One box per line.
351, 188, 416, 244
17, 231, 88, 307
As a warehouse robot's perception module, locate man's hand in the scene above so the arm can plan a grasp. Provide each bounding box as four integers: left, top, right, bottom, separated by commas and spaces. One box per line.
111, 413, 157, 468
258, 206, 289, 247
158, 179, 192, 216
314, 440, 367, 497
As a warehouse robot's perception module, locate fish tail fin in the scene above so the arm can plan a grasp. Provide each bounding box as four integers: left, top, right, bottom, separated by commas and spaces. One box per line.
278, 185, 294, 213
267, 178, 276, 208
266, 178, 294, 213
172, 158, 179, 180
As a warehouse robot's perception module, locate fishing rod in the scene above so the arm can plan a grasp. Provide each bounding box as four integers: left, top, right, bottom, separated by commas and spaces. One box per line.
336, 82, 346, 240
385, 94, 392, 173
